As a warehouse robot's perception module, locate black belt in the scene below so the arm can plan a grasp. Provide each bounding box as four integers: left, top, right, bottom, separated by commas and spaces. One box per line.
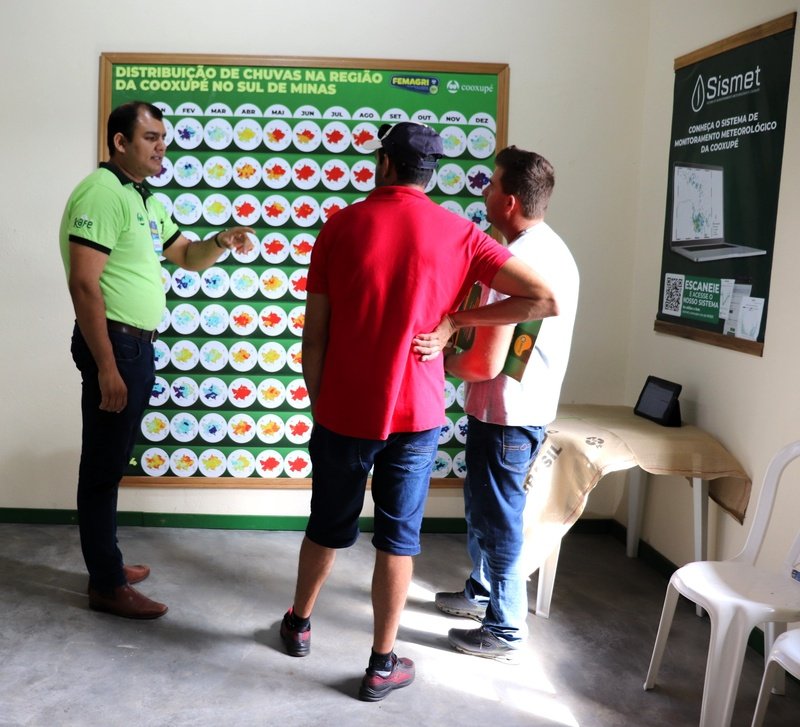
107, 320, 158, 342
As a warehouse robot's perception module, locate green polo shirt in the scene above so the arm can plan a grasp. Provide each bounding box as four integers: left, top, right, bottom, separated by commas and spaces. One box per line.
59, 163, 180, 330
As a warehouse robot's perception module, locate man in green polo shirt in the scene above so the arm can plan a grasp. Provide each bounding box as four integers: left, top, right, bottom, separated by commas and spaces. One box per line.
60, 101, 253, 619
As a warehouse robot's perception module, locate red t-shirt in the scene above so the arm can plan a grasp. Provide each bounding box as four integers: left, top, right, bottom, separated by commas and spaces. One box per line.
306, 186, 511, 440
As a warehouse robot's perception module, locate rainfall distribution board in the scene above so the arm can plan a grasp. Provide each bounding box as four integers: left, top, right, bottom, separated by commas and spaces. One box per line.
103, 55, 507, 483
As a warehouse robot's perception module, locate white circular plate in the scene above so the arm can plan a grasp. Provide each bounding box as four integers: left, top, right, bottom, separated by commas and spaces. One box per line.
263, 119, 292, 151
260, 268, 289, 299
170, 303, 200, 335
258, 341, 287, 372
284, 450, 312, 477
443, 380, 457, 408
227, 449, 256, 477
199, 340, 228, 371
198, 449, 227, 477
233, 118, 263, 150
228, 413, 257, 444
170, 412, 199, 443
292, 158, 321, 190
204, 118, 233, 150
289, 233, 315, 264
290, 195, 320, 227
455, 415, 469, 444
258, 305, 288, 336
453, 450, 468, 478
171, 269, 201, 298
437, 163, 466, 195
229, 304, 259, 335
285, 342, 303, 372
256, 414, 285, 444
170, 376, 200, 407
440, 126, 468, 158
438, 417, 455, 445
173, 118, 204, 149
232, 194, 261, 226
285, 414, 313, 443
440, 199, 464, 217
141, 448, 170, 476
198, 377, 228, 408
150, 376, 170, 406
288, 269, 308, 300
292, 120, 322, 152
321, 121, 351, 153
262, 157, 292, 189
258, 378, 286, 408
199, 304, 229, 335
465, 164, 492, 196
320, 159, 350, 191
203, 156, 233, 188
198, 412, 227, 443
170, 340, 200, 371
285, 379, 310, 409
456, 381, 466, 408
230, 268, 260, 299
232, 157, 263, 189
465, 201, 489, 230
173, 156, 203, 187
261, 232, 290, 263
262, 194, 291, 225
431, 450, 453, 478
350, 160, 376, 192
351, 122, 379, 154
288, 306, 306, 337
172, 193, 203, 224
228, 340, 258, 371
255, 449, 284, 477
198, 266, 229, 299
153, 340, 170, 370
467, 127, 496, 158
231, 233, 261, 264
202, 193, 232, 225
141, 411, 170, 442
228, 378, 258, 408
320, 197, 347, 224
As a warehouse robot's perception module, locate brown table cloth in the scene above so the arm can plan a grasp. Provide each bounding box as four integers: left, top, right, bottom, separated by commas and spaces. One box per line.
521, 404, 751, 574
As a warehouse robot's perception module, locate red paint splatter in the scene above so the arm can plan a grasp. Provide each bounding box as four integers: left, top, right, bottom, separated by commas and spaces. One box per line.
264, 163, 287, 179
232, 313, 253, 327
264, 202, 285, 218
231, 384, 253, 400
290, 419, 310, 436
288, 455, 309, 472
324, 165, 346, 182
323, 203, 343, 220
235, 201, 256, 217
290, 386, 309, 402
293, 202, 314, 219
292, 240, 314, 256
291, 275, 307, 293
353, 166, 374, 184
261, 311, 282, 328
294, 164, 316, 181
263, 239, 286, 255
259, 455, 281, 472
268, 128, 286, 142
353, 129, 375, 146
326, 128, 344, 144
296, 128, 316, 144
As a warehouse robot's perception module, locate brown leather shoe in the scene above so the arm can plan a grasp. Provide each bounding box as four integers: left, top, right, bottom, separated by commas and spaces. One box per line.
88, 584, 168, 619
123, 564, 150, 584
85, 564, 150, 594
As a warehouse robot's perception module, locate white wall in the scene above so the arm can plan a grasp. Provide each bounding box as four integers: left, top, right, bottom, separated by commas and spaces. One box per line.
7, 0, 797, 573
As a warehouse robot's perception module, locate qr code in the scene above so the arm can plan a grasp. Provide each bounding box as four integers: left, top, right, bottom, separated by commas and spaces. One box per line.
662, 273, 684, 316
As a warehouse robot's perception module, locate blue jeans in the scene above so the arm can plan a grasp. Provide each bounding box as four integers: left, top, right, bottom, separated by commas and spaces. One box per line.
306, 423, 440, 556
462, 416, 546, 645
71, 324, 155, 590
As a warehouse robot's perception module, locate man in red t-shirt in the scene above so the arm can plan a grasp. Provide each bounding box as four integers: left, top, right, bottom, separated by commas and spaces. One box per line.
279, 122, 559, 702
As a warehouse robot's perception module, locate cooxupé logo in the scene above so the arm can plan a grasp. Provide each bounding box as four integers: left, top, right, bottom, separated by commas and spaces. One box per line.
690, 65, 762, 112
137, 212, 146, 226
447, 80, 460, 94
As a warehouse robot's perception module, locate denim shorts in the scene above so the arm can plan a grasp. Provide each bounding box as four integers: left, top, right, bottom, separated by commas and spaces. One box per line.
305, 423, 440, 556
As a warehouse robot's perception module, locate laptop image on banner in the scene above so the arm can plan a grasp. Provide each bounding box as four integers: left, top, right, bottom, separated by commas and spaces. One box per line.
670, 161, 766, 262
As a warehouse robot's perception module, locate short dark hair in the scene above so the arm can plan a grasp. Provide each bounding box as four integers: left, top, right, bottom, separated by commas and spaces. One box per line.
495, 146, 555, 219
377, 148, 435, 187
106, 101, 163, 157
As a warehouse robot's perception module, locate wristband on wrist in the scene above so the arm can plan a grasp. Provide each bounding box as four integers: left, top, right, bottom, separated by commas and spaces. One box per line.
214, 233, 224, 249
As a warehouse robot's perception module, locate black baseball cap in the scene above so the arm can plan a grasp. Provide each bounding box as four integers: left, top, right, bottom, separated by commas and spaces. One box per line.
362, 121, 443, 170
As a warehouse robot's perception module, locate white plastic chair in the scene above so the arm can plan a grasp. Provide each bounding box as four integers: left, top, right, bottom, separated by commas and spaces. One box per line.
643, 440, 800, 727
751, 629, 800, 726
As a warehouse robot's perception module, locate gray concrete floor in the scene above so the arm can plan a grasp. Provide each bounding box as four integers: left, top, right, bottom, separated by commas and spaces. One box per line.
0, 523, 797, 727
